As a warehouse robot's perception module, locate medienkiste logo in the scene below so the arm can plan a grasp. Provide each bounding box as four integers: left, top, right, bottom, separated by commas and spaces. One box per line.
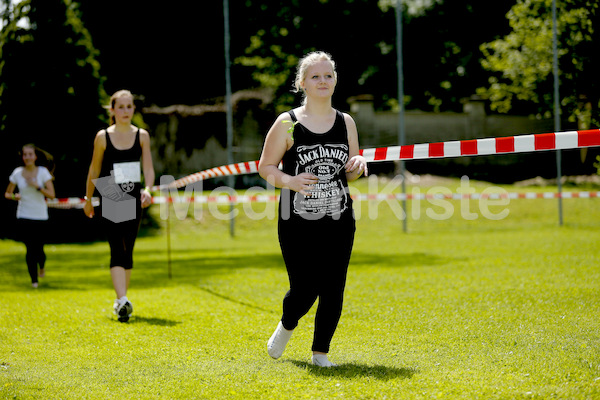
92, 171, 136, 223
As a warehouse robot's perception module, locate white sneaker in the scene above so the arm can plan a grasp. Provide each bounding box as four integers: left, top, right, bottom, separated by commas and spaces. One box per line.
311, 354, 337, 367
267, 321, 293, 359
113, 299, 133, 322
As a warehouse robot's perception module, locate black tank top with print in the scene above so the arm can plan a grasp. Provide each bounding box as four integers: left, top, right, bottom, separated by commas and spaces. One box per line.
279, 109, 354, 224
99, 128, 143, 201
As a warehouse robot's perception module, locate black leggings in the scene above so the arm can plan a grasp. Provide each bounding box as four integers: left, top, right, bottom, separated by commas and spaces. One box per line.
99, 198, 142, 269
277, 217, 355, 353
17, 218, 47, 284
102, 213, 142, 269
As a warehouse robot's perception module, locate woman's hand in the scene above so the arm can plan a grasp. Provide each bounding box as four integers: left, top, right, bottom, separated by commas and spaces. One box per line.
286, 173, 319, 196
83, 200, 94, 218
141, 188, 152, 208
345, 155, 368, 178
6, 192, 21, 201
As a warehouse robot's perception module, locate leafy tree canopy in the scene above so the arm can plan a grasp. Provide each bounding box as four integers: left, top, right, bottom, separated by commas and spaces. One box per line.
0, 0, 106, 196
75, 0, 513, 114
478, 0, 599, 126
234, 0, 515, 114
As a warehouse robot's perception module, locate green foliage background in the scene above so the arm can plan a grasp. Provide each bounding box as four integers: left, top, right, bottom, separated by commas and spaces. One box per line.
478, 0, 599, 127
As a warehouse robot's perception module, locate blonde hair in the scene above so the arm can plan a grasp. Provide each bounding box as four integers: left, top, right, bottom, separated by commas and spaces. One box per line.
293, 51, 337, 105
107, 89, 134, 125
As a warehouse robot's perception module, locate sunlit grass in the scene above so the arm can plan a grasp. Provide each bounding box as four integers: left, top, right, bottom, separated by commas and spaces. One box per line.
1, 177, 599, 399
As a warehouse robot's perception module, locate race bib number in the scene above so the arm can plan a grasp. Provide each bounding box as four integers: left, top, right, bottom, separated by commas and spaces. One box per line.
113, 162, 141, 184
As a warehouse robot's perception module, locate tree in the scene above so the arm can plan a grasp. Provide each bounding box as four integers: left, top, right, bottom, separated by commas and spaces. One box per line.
478, 0, 599, 127
0, 0, 106, 195
232, 0, 395, 114
76, 0, 230, 107
74, 1, 515, 114
234, 0, 514, 114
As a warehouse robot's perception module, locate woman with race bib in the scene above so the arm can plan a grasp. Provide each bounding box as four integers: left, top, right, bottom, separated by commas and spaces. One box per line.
84, 90, 155, 322
259, 51, 368, 367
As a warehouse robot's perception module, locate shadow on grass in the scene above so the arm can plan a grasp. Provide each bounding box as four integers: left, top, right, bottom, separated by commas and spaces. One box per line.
350, 251, 452, 268
288, 360, 416, 380
105, 315, 180, 326
0, 250, 286, 292
129, 316, 180, 326
198, 285, 275, 314
2, 244, 452, 294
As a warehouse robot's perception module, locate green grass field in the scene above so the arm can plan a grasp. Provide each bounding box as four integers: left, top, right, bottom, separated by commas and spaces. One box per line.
1, 177, 599, 399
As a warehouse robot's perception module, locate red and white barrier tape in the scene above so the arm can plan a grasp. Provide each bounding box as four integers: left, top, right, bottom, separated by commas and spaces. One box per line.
149, 191, 600, 204
45, 128, 600, 208
359, 129, 600, 162
50, 186, 599, 208
47, 191, 599, 208
46, 197, 100, 209
150, 160, 262, 191
152, 129, 600, 191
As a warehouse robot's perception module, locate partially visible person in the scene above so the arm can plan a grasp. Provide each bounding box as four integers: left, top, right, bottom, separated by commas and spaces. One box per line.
84, 89, 155, 322
5, 144, 56, 288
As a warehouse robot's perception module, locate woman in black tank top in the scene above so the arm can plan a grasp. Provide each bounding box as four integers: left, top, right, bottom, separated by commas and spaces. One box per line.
84, 90, 155, 322
259, 52, 368, 367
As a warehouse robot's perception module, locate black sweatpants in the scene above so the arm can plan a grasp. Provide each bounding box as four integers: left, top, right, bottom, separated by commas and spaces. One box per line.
17, 218, 47, 284
277, 215, 355, 353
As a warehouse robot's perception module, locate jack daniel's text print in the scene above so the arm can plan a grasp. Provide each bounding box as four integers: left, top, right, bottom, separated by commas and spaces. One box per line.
293, 143, 350, 218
